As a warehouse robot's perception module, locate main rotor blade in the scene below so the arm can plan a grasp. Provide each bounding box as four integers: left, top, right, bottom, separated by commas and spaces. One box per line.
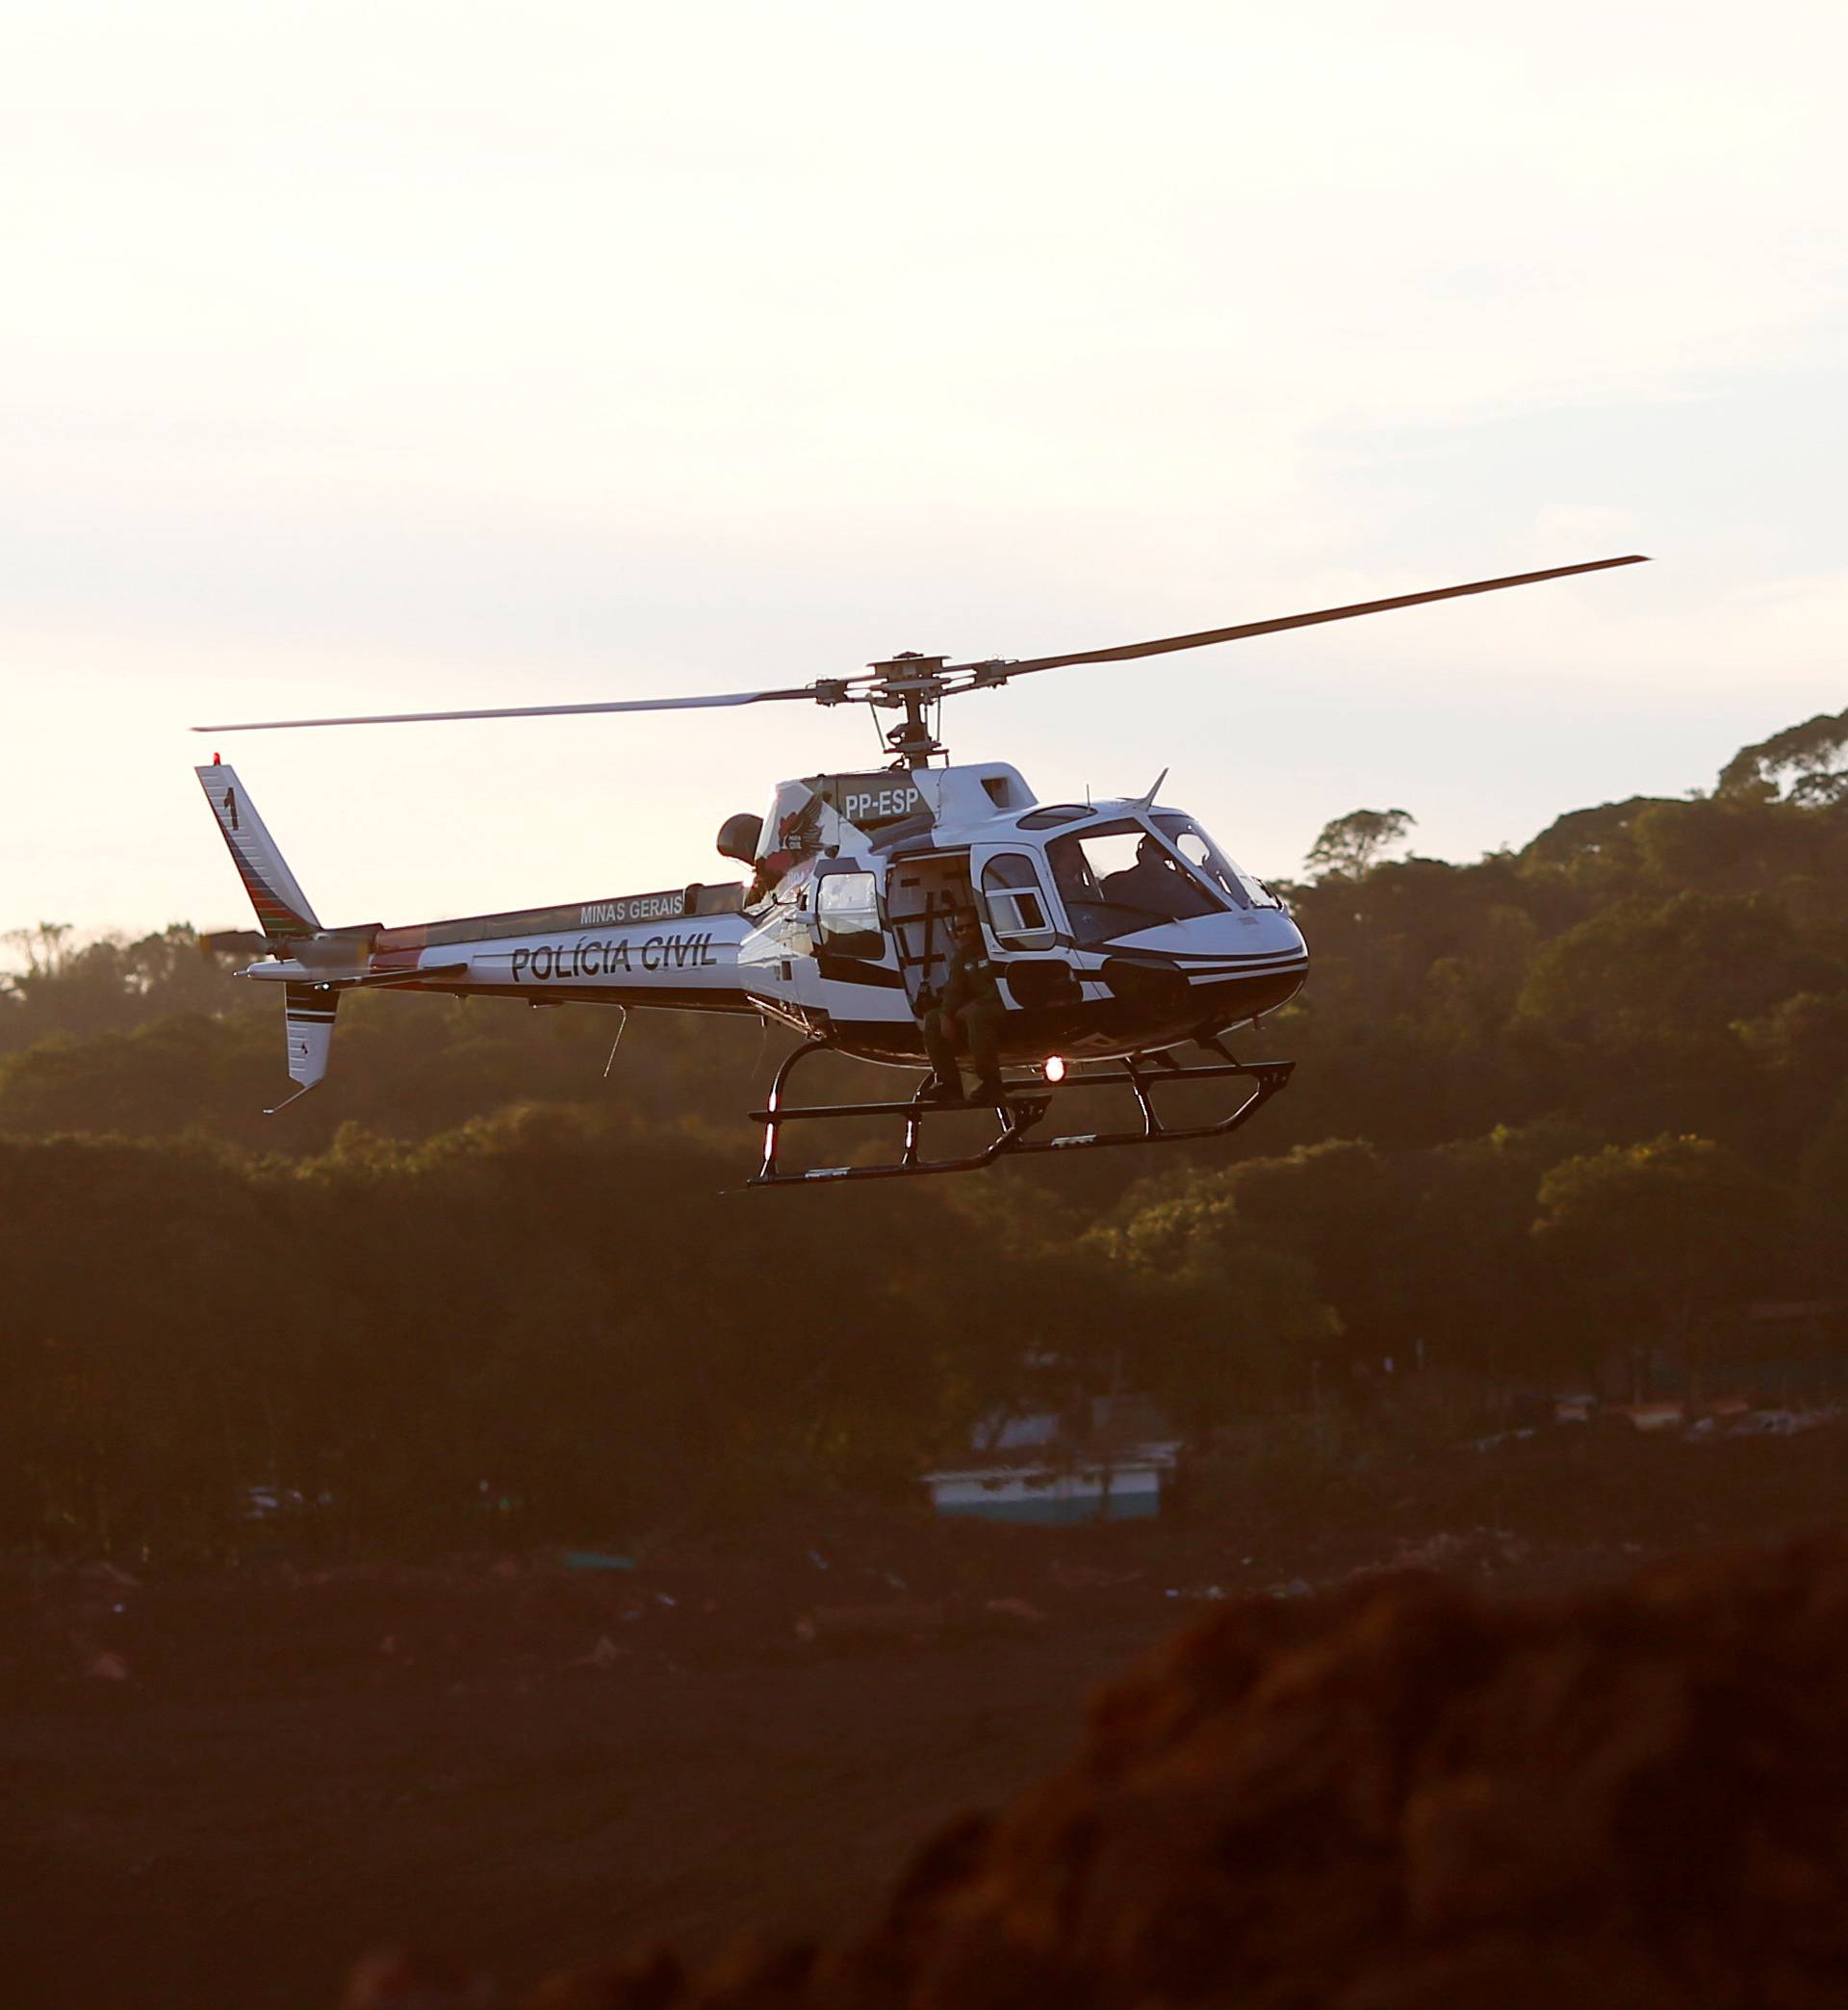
191, 684, 828, 733
949, 554, 1649, 679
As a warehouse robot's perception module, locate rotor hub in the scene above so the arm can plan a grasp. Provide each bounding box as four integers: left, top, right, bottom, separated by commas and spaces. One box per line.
865, 652, 948, 696
867, 653, 950, 768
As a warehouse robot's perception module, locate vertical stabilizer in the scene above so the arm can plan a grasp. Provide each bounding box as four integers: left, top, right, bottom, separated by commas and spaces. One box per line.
194, 762, 321, 939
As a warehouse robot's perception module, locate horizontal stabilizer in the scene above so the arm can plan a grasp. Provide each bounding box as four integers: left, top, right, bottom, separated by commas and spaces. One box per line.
199, 929, 277, 958
329, 961, 470, 991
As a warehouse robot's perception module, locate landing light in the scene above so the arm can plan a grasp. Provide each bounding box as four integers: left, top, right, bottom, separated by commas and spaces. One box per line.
1043, 1055, 1066, 1083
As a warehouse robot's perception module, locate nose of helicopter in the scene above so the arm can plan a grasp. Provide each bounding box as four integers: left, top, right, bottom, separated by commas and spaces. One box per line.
1120, 902, 1307, 964
1111, 903, 1309, 1025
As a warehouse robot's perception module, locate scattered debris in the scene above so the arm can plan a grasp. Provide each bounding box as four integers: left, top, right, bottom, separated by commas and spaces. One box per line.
801, 1602, 946, 1649
1468, 1398, 1847, 1452
80, 1561, 140, 1589
1389, 1528, 1517, 1575
1048, 1562, 1144, 1591
1719, 1404, 1839, 1437
1465, 1427, 1538, 1453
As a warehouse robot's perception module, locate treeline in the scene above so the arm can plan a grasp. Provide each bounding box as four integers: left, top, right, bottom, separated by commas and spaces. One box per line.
3, 709, 1846, 1556
0, 1111, 1142, 1558
8, 711, 1848, 1173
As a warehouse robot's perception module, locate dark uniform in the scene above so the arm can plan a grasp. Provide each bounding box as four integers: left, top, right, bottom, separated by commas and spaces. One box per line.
1101, 838, 1216, 921
922, 922, 1006, 1103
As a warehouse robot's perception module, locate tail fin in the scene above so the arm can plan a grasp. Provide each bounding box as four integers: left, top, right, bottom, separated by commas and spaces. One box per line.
194, 760, 321, 940
195, 760, 335, 1112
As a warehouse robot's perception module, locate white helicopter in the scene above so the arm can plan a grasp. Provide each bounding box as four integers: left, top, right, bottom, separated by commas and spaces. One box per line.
194, 554, 1645, 1185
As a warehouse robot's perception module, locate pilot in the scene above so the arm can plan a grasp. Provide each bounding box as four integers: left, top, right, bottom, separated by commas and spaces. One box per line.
1103, 835, 1216, 921
922, 909, 1007, 1105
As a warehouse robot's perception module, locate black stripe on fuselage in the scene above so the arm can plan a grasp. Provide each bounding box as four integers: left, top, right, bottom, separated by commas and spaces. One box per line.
825, 966, 1307, 1066
814, 956, 909, 989
388, 980, 763, 1017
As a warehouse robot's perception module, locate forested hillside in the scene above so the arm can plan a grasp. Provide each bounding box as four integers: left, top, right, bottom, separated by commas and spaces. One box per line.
5, 709, 1846, 1558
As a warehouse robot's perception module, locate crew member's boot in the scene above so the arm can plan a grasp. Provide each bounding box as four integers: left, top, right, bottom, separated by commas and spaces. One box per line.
920, 1011, 966, 1103
967, 1003, 1007, 1105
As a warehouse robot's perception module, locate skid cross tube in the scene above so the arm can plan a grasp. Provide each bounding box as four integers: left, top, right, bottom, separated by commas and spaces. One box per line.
746, 1047, 1295, 1187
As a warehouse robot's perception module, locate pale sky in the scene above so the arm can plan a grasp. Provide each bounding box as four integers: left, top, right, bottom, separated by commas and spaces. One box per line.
4, 0, 1844, 940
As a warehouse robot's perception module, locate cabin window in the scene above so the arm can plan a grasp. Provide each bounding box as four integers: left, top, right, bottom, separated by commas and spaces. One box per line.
816, 871, 884, 957
980, 853, 1058, 951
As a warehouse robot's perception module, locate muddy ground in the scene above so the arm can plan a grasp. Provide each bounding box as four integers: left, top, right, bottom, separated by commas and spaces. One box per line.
5, 1428, 1846, 2009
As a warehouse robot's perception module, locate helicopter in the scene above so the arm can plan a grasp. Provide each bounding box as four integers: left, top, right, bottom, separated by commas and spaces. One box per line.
194, 554, 1646, 1185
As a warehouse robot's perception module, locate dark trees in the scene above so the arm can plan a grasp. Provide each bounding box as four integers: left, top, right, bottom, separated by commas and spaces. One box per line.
1532, 1136, 1788, 1396
7, 705, 1848, 1554
1302, 808, 1417, 882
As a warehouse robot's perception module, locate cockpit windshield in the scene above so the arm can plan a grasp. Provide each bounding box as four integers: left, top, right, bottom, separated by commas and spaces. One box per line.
1046, 818, 1224, 942
1152, 814, 1280, 910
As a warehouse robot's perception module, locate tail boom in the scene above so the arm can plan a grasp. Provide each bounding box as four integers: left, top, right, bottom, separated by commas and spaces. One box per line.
198, 760, 768, 1109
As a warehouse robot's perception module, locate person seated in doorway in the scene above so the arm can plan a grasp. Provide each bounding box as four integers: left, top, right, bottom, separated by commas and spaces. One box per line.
921, 909, 1007, 1105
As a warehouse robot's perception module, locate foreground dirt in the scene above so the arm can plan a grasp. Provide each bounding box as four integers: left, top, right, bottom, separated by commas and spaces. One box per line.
4, 1429, 1846, 2009
692, 1532, 1848, 2010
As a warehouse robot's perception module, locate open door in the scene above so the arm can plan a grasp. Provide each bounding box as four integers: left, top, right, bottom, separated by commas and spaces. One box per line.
884, 851, 975, 1014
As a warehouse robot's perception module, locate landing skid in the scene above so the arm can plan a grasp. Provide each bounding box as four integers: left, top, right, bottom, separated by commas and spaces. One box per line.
746, 1038, 1295, 1188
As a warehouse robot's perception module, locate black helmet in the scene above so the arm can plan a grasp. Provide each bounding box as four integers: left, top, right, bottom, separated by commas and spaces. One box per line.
715, 812, 763, 864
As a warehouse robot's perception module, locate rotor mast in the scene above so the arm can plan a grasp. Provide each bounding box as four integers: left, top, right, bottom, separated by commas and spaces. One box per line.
865, 653, 951, 769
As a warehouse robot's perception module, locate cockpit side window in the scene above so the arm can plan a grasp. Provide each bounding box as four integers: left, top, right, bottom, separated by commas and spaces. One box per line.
1152, 814, 1279, 909
815, 870, 884, 958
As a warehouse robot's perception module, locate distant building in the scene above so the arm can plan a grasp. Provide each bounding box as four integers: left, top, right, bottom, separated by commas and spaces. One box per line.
923, 1394, 1181, 1525
921, 1444, 1180, 1525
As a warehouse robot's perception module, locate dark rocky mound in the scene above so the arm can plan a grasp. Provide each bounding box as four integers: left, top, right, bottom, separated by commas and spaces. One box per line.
355, 1535, 1848, 2009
